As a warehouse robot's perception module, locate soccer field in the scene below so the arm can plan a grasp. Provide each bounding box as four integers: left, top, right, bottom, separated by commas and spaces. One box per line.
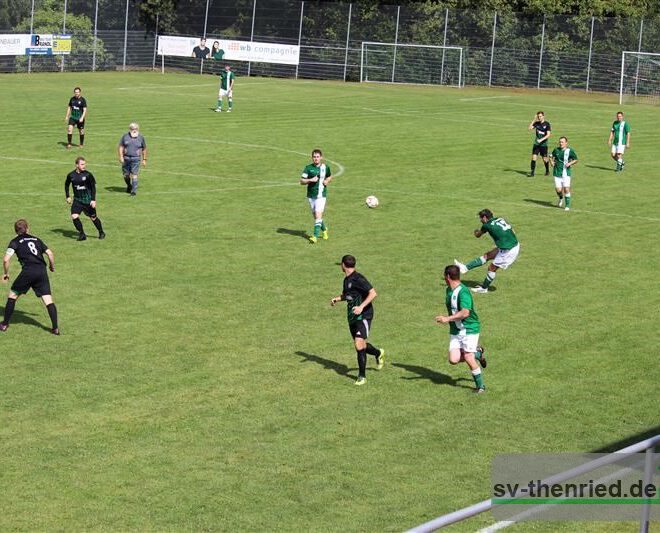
0, 72, 658, 531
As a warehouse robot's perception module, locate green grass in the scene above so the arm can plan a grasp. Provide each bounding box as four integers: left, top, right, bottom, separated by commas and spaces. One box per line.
0, 72, 658, 531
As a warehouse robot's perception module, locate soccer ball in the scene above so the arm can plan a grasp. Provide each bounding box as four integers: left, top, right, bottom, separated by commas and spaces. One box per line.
365, 195, 379, 208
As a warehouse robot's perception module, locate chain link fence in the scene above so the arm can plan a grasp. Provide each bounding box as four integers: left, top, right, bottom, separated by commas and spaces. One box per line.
1, 0, 659, 95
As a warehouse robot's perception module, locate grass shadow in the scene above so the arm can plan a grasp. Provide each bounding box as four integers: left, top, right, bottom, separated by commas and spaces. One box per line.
585, 164, 614, 172
1, 308, 51, 332
277, 228, 308, 240
391, 362, 473, 388
105, 186, 128, 193
295, 351, 355, 381
50, 228, 79, 239
524, 198, 555, 208
503, 168, 531, 177
458, 279, 497, 292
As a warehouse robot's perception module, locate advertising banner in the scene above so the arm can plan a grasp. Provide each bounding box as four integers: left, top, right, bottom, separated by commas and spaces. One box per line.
158, 35, 299, 66
0, 34, 31, 55
0, 34, 71, 55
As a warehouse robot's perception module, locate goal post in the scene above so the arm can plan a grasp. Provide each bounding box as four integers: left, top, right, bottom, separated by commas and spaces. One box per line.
619, 51, 660, 105
360, 42, 463, 88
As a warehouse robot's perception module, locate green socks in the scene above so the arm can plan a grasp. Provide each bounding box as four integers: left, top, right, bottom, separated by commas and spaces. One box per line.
217, 99, 222, 109
472, 368, 484, 389
482, 271, 496, 288
466, 256, 486, 270
314, 220, 322, 237
565, 194, 571, 208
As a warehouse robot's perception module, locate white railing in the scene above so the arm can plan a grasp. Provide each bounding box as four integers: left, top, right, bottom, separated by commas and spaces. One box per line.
408, 434, 660, 533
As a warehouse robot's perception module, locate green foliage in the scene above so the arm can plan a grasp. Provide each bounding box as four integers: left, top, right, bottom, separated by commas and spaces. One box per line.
0, 71, 658, 531
12, 0, 111, 72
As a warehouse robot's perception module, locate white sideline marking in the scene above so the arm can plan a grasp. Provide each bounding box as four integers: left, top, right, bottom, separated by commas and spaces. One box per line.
115, 81, 283, 90
476, 521, 515, 532
459, 96, 513, 101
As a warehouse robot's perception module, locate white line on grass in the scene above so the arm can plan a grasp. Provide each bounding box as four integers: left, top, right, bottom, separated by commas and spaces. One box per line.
459, 96, 513, 101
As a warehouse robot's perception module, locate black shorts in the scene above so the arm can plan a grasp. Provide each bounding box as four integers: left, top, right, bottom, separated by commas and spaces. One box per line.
532, 144, 548, 157
11, 268, 51, 297
348, 318, 372, 340
71, 200, 96, 217
68, 118, 85, 129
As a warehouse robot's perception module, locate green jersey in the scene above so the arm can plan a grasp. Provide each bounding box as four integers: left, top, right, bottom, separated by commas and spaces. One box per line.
212, 49, 225, 61
301, 163, 331, 198
611, 120, 630, 145
551, 147, 578, 178
219, 70, 235, 91
445, 283, 480, 335
481, 217, 518, 250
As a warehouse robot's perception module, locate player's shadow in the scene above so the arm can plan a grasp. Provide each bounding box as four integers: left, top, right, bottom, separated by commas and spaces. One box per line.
585, 164, 614, 172
459, 279, 497, 291
503, 168, 531, 177
523, 198, 555, 208
277, 228, 308, 240
391, 362, 473, 388
50, 227, 80, 239
1, 308, 51, 332
57, 141, 74, 148
295, 351, 356, 381
105, 186, 128, 193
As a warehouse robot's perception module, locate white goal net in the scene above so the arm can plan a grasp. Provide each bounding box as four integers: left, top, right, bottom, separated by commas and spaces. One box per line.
619, 51, 660, 105
360, 42, 463, 87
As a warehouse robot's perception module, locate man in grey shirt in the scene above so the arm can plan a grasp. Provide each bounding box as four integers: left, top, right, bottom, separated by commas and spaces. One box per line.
118, 123, 148, 196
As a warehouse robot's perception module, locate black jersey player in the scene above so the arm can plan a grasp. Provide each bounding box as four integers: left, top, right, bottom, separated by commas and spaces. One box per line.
65, 157, 106, 241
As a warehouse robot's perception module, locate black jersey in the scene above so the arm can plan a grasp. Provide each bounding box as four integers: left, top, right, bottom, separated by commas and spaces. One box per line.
68, 96, 87, 120
342, 271, 374, 323
65, 170, 96, 205
533, 120, 551, 146
6, 234, 48, 270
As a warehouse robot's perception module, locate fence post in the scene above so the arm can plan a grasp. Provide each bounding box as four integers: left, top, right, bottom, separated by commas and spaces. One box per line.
488, 11, 497, 87
122, 0, 129, 71
203, 0, 210, 37
61, 0, 68, 72
92, 0, 99, 71
152, 13, 159, 70
27, 0, 35, 73
295, 1, 304, 79
585, 16, 594, 91
634, 18, 643, 96
391, 6, 400, 82
247, 0, 256, 77
537, 14, 546, 89
343, 4, 352, 81
639, 446, 654, 533
440, 8, 448, 83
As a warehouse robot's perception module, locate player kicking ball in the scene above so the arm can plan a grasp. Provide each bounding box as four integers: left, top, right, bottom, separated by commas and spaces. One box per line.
454, 209, 520, 294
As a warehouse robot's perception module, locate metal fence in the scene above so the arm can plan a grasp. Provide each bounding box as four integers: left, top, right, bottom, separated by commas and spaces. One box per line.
1, 0, 659, 94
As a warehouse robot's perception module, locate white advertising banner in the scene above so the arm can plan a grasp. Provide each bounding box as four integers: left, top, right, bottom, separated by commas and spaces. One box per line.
158, 35, 300, 65
0, 34, 71, 55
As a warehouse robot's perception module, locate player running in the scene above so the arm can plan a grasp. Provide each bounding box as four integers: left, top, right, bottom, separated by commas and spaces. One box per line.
550, 136, 578, 211
608, 111, 631, 172
454, 209, 520, 294
1, 219, 59, 335
528, 111, 552, 177
65, 87, 87, 149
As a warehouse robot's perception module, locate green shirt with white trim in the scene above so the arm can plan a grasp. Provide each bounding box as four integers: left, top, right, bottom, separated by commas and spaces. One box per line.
481, 217, 518, 250
302, 163, 331, 198
611, 120, 630, 145
445, 283, 480, 335
551, 147, 578, 178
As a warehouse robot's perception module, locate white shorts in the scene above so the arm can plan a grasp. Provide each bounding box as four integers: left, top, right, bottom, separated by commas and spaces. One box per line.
308, 197, 326, 214
219, 88, 233, 98
493, 243, 520, 270
554, 176, 571, 189
611, 144, 625, 155
449, 333, 480, 353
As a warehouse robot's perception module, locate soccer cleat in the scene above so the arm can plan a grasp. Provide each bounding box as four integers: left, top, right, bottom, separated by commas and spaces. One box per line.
51, 328, 60, 336
214, 108, 222, 113
375, 349, 385, 370
322, 229, 329, 240
130, 192, 136, 196
474, 387, 486, 394
227, 109, 232, 113
476, 345, 487, 368
564, 207, 570, 211
558, 197, 564, 207
0, 323, 8, 332
544, 170, 549, 176
77, 233, 87, 241
454, 259, 468, 274
66, 144, 72, 150
528, 172, 534, 177
98, 231, 106, 240
355, 376, 367, 386
471, 286, 488, 294
308, 236, 317, 244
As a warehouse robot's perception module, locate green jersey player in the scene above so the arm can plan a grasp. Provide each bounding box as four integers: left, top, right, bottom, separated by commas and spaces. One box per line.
454, 209, 520, 294
550, 136, 578, 211
435, 265, 487, 393
215, 64, 235, 113
300, 148, 332, 244
608, 111, 631, 172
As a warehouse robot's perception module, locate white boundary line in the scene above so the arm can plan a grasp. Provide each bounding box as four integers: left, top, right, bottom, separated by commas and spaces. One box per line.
459, 96, 512, 101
